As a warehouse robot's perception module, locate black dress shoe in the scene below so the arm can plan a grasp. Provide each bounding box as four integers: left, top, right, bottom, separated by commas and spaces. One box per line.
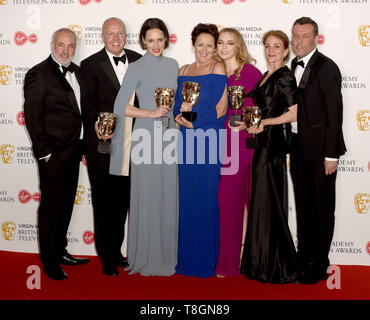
60, 252, 90, 266
44, 264, 68, 281
102, 264, 119, 276
115, 256, 129, 267
298, 263, 328, 284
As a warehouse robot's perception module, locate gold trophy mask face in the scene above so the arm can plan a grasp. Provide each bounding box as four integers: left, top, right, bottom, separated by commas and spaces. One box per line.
181, 81, 200, 122
154, 88, 175, 128
154, 88, 175, 107
228, 86, 246, 111
74, 185, 86, 205
243, 106, 262, 128
0, 144, 15, 164
2, 221, 16, 241
354, 193, 370, 214
96, 112, 118, 154
242, 106, 262, 149
182, 81, 201, 107
0, 65, 12, 86
228, 86, 246, 127
97, 112, 118, 137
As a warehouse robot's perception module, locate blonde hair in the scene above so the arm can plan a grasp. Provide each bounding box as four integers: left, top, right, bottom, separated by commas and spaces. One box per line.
215, 28, 256, 79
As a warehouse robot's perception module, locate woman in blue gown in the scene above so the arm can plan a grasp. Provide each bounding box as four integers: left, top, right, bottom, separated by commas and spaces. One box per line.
174, 23, 228, 278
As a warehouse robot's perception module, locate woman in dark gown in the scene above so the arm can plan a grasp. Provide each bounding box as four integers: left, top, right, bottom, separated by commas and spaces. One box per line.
240, 30, 298, 284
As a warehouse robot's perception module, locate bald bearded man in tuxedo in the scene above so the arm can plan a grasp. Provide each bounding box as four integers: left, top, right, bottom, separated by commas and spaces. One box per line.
80, 17, 141, 276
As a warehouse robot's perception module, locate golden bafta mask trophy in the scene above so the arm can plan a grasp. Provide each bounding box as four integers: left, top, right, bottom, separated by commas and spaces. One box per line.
228, 86, 246, 127
96, 112, 118, 154
242, 106, 262, 149
182, 81, 201, 122
154, 87, 175, 128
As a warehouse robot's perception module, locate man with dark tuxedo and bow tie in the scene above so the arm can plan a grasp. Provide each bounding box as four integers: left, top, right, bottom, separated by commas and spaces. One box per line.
289, 17, 346, 284
80, 17, 141, 276
24, 28, 90, 281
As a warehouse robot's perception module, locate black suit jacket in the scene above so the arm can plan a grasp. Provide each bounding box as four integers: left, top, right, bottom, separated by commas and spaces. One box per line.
23, 55, 82, 159
292, 50, 346, 160
80, 48, 142, 154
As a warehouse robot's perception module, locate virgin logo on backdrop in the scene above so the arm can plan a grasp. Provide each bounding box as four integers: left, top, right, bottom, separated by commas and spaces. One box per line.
79, 0, 102, 5
18, 190, 40, 204
16, 111, 25, 126
82, 155, 87, 166
82, 230, 94, 245
366, 242, 370, 255
222, 0, 247, 4
14, 32, 37, 46
169, 34, 177, 44
318, 34, 325, 45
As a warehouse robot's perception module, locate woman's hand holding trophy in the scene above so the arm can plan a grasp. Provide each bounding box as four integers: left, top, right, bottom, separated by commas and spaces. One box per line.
175, 81, 201, 129
181, 81, 200, 122
227, 86, 248, 132
154, 87, 174, 128
242, 106, 262, 149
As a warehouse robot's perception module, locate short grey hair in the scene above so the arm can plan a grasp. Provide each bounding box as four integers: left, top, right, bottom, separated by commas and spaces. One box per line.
51, 27, 77, 45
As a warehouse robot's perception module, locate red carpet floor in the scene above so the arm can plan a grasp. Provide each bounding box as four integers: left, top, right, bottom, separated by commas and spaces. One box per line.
1, 251, 370, 301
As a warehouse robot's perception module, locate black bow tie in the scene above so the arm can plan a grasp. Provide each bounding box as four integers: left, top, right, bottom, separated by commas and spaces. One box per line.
62, 65, 75, 76
113, 55, 126, 66
292, 59, 305, 70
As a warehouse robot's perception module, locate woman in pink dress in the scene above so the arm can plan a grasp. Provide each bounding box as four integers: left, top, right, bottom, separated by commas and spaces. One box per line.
216, 28, 262, 277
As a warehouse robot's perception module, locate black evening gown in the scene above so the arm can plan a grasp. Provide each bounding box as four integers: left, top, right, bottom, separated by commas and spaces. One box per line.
240, 66, 298, 284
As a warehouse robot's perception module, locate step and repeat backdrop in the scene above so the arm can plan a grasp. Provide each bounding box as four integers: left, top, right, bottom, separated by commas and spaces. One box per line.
0, 0, 369, 265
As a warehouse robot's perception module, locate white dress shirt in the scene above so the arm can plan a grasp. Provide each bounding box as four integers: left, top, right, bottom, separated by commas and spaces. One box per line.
105, 49, 128, 84
291, 48, 317, 134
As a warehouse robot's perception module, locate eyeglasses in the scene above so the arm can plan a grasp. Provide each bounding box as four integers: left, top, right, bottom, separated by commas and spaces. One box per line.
103, 32, 126, 38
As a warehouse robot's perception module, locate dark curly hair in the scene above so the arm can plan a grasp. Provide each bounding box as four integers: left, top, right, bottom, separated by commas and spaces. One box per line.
191, 23, 219, 46
139, 18, 170, 50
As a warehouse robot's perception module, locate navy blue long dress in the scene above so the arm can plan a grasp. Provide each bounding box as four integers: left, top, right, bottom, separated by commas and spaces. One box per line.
174, 71, 227, 278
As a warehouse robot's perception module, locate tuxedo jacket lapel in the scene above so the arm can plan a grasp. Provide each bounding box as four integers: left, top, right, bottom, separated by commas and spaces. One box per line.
126, 50, 138, 64
291, 56, 298, 74
66, 78, 81, 115
99, 49, 120, 91
297, 50, 320, 90
47, 56, 81, 115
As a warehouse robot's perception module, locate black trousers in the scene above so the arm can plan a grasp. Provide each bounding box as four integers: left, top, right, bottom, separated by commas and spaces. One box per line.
290, 134, 336, 271
37, 142, 81, 267
85, 151, 130, 266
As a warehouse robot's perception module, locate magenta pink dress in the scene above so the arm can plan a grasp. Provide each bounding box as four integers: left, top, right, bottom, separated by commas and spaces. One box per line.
216, 63, 262, 276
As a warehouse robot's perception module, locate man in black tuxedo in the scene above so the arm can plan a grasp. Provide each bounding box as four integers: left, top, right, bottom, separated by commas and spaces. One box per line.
290, 17, 346, 284
24, 28, 90, 281
80, 17, 141, 276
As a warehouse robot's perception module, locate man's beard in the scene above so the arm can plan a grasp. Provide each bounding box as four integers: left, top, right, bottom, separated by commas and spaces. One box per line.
52, 50, 74, 66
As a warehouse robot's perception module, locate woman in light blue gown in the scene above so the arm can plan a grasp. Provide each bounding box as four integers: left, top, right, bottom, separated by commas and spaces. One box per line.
110, 18, 179, 276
